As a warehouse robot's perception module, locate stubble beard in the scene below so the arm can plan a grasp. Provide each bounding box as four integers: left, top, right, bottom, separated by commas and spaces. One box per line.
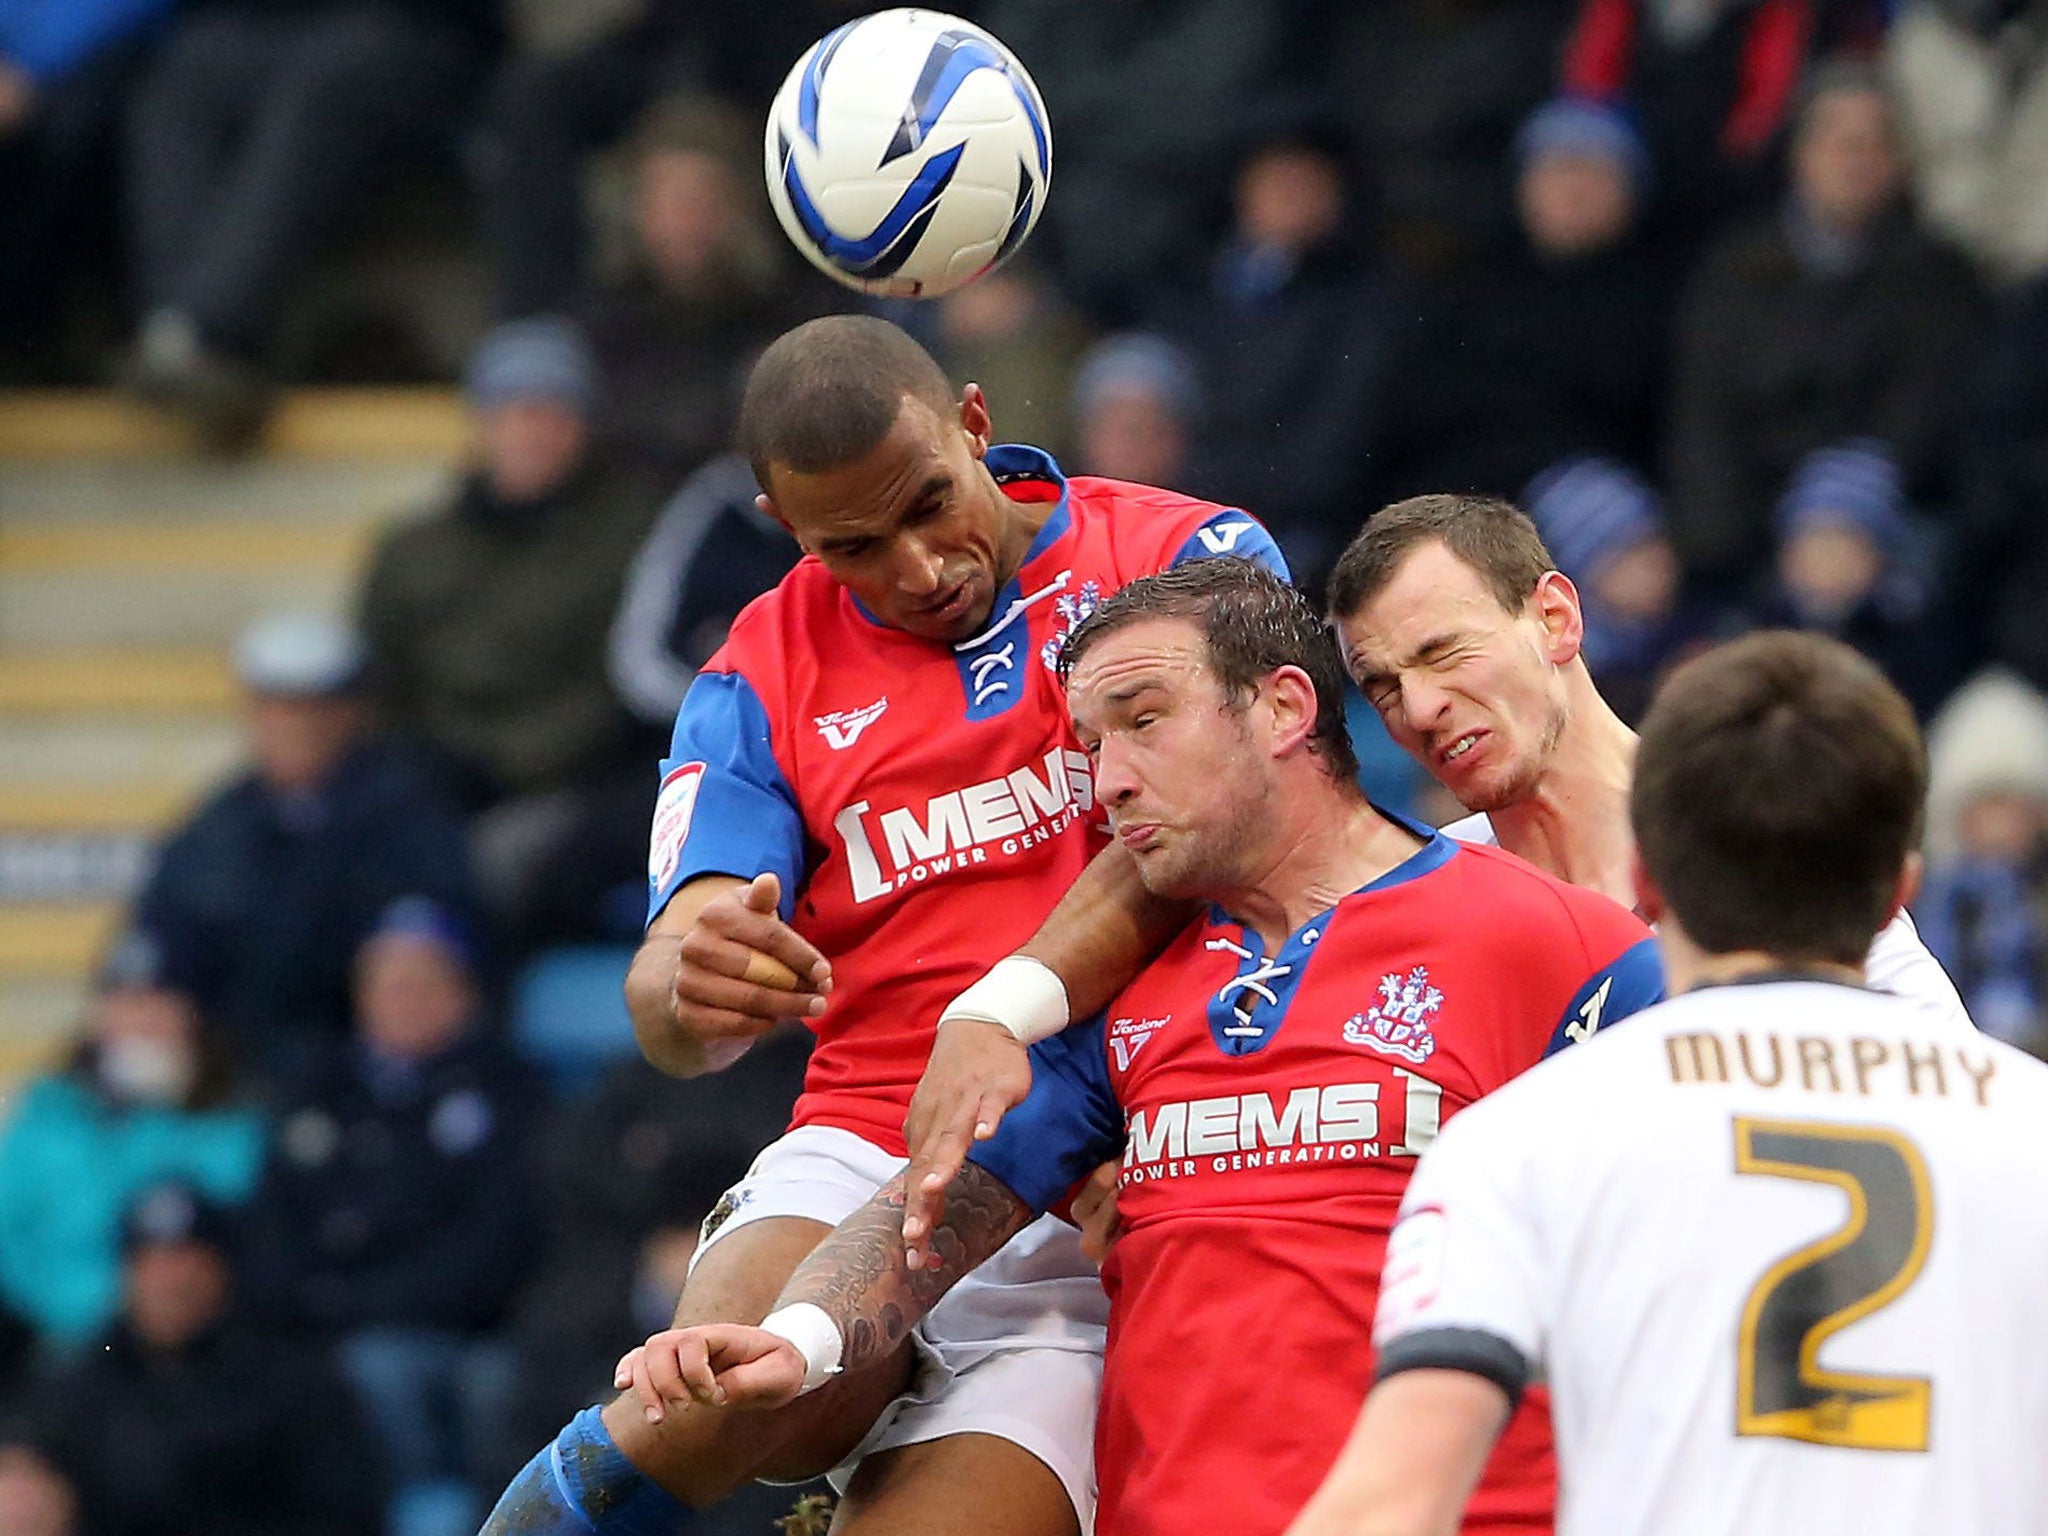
1134, 770, 1274, 903
1455, 698, 1569, 815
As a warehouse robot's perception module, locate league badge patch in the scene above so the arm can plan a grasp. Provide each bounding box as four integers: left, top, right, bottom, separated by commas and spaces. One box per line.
649, 761, 706, 888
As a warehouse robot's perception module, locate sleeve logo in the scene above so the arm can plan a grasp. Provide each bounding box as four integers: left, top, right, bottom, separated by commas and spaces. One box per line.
649, 762, 707, 888
1195, 519, 1255, 555
1374, 1204, 1448, 1344
1565, 974, 1613, 1044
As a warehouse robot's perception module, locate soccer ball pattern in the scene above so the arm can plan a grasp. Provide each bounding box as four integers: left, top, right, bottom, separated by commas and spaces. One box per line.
765, 9, 1052, 300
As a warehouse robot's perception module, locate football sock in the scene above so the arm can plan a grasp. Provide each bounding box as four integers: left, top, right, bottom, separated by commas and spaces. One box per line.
478, 1405, 692, 1535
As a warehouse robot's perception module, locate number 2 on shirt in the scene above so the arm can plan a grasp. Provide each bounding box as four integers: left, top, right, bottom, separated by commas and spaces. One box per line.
1732, 1117, 1934, 1453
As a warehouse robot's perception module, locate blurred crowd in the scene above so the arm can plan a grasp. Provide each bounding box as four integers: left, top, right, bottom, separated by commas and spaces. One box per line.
4, 1, 2048, 1532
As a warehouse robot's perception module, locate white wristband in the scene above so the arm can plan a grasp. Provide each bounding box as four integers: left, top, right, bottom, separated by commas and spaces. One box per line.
942, 955, 1070, 1045
758, 1303, 844, 1394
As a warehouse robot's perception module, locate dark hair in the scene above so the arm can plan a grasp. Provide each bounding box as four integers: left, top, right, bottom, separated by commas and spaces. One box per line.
1059, 559, 1360, 784
1326, 494, 1556, 622
1632, 631, 1925, 967
737, 315, 959, 490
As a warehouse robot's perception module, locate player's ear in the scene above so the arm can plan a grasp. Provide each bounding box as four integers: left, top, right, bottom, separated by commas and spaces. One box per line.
958, 383, 991, 459
757, 492, 799, 541
1262, 665, 1318, 758
1889, 851, 1923, 922
1531, 571, 1585, 665
1630, 848, 1665, 926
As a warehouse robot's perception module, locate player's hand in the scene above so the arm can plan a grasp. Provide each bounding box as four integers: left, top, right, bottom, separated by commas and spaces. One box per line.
1071, 1160, 1122, 1266
901, 1018, 1034, 1261
649, 873, 833, 1048
613, 1325, 807, 1421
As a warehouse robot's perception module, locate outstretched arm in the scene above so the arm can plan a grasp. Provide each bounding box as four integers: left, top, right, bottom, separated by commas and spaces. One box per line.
616, 1164, 1035, 1419
903, 842, 1187, 1252
1283, 1371, 1508, 1536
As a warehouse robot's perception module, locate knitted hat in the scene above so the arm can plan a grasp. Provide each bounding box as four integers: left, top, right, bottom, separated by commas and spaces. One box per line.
1523, 457, 1665, 581
1775, 443, 1910, 551
463, 317, 599, 415
1072, 333, 1202, 422
365, 895, 479, 976
1516, 97, 1653, 193
1924, 668, 2048, 859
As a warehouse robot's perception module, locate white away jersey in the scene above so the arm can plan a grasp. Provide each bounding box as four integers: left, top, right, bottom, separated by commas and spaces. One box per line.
1374, 978, 2048, 1536
1442, 813, 1972, 1029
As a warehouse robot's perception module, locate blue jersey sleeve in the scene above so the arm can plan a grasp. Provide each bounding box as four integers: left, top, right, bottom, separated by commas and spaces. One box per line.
1543, 936, 1665, 1056
1171, 510, 1289, 579
966, 1014, 1125, 1213
647, 669, 805, 926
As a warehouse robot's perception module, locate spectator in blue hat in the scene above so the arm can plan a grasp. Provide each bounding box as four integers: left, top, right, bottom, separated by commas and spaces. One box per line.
1523, 456, 1713, 723
1071, 332, 1201, 490
1381, 96, 1673, 504
358, 317, 667, 954
1515, 96, 1653, 258
23, 1180, 387, 1536
135, 610, 479, 1080
1752, 440, 1964, 714
239, 897, 543, 1536
0, 931, 263, 1352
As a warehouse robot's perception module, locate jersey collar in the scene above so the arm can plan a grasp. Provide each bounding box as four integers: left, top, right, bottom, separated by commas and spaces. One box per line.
1198, 807, 1458, 1055
987, 442, 1073, 562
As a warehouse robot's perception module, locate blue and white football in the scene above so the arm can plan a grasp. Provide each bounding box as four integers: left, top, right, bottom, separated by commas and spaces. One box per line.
765, 9, 1052, 299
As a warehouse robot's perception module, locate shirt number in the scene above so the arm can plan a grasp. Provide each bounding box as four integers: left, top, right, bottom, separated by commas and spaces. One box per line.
1732, 1117, 1934, 1453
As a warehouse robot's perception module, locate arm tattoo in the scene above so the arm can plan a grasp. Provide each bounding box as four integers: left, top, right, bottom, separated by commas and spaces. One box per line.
780, 1164, 1033, 1376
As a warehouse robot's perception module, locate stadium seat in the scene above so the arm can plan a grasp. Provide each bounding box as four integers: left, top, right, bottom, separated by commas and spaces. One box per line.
508, 944, 640, 1096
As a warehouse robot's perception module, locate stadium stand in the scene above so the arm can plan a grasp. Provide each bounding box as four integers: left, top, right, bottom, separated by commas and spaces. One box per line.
0, 389, 466, 1084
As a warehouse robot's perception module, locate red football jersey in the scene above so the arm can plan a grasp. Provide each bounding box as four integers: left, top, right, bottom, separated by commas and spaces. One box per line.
647, 443, 1284, 1153
970, 829, 1664, 1536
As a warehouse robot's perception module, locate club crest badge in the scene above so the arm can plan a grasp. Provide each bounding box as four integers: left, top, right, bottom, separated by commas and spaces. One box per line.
1040, 575, 1101, 672
1343, 966, 1442, 1064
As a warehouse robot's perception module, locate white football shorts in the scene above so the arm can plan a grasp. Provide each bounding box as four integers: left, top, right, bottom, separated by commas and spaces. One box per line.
691, 1123, 1106, 1528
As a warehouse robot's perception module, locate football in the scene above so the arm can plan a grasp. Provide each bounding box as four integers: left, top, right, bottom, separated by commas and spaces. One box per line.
764, 9, 1052, 299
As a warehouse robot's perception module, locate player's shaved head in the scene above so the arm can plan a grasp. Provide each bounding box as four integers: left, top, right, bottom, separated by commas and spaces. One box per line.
738, 314, 961, 490
1326, 494, 1556, 622
1633, 631, 1926, 967
1061, 559, 1360, 784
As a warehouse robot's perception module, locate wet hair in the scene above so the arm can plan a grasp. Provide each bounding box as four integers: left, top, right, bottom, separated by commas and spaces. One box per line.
1059, 559, 1360, 784
1325, 493, 1557, 622
1633, 631, 1926, 967
736, 315, 959, 491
